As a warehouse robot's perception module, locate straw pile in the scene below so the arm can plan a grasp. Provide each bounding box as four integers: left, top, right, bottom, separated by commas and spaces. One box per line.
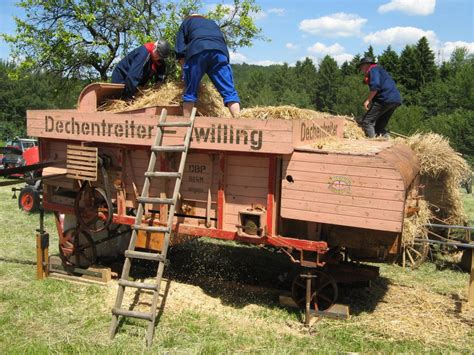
402, 133, 470, 225
100, 81, 229, 117
401, 196, 432, 246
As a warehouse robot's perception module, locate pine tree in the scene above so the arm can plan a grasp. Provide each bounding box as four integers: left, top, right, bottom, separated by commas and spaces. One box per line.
314, 55, 341, 112
378, 45, 400, 82
399, 45, 419, 91
293, 57, 317, 106
415, 36, 437, 86
364, 45, 375, 59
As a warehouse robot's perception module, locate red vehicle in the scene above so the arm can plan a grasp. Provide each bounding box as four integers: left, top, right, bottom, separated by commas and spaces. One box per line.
1, 138, 41, 212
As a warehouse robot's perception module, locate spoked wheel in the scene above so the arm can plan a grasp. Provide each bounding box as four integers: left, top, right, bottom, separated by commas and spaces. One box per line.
401, 234, 429, 269
291, 270, 338, 311
74, 183, 112, 233
59, 227, 97, 268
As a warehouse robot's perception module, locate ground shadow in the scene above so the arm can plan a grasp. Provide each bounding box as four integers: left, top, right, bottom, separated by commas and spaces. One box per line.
122, 238, 390, 316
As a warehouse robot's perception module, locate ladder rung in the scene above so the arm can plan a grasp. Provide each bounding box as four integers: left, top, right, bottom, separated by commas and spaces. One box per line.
145, 172, 181, 178
137, 197, 174, 205
112, 308, 153, 321
125, 250, 166, 263
151, 145, 186, 152
119, 279, 158, 291
157, 121, 192, 128
132, 225, 170, 233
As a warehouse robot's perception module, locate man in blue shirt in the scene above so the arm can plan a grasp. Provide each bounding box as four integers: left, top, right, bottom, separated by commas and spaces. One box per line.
175, 14, 240, 117
111, 40, 171, 99
358, 57, 402, 138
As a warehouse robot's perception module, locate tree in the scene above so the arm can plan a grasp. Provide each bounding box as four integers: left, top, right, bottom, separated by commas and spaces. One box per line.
378, 45, 400, 82
364, 45, 375, 59
3, 0, 263, 80
314, 55, 341, 112
293, 57, 317, 106
415, 36, 437, 86
334, 74, 367, 118
399, 45, 419, 92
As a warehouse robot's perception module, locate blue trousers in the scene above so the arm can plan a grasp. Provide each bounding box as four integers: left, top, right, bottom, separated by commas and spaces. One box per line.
183, 50, 240, 105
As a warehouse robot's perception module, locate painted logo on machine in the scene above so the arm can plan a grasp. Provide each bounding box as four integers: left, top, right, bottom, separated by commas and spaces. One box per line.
328, 176, 352, 194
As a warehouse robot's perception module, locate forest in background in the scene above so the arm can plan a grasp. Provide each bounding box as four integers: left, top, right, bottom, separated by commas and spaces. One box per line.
0, 37, 472, 165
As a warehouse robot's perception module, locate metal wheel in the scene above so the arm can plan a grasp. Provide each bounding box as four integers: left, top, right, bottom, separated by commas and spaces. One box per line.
401, 234, 429, 269
59, 227, 97, 268
291, 270, 338, 311
18, 186, 40, 213
74, 183, 112, 233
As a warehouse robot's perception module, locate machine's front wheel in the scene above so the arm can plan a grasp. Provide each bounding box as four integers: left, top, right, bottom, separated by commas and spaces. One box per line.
291, 269, 338, 311
74, 184, 112, 233
18, 186, 40, 213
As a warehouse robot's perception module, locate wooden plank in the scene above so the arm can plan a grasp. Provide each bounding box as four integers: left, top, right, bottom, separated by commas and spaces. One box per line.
226, 175, 269, 188
226, 165, 268, 178
67, 145, 98, 152
66, 155, 98, 163
281, 189, 404, 211
285, 151, 395, 169
286, 160, 401, 180
67, 149, 97, 157
280, 169, 404, 191
225, 185, 268, 199
282, 180, 405, 201
282, 198, 403, 222
227, 155, 270, 168
281, 207, 402, 232
66, 164, 97, 172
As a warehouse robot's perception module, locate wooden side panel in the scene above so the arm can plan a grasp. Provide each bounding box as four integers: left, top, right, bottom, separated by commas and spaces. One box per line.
223, 155, 269, 230
281, 151, 407, 232
27, 111, 294, 154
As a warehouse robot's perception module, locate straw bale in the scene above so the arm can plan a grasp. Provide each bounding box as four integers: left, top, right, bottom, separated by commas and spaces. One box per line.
400, 133, 470, 224
401, 196, 432, 246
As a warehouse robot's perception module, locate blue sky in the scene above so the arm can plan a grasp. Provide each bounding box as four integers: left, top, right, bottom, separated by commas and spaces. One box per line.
1, 0, 473, 66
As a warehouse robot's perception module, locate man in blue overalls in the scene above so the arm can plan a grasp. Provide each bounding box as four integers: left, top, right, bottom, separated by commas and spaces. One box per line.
111, 40, 171, 99
358, 57, 402, 138
175, 14, 240, 117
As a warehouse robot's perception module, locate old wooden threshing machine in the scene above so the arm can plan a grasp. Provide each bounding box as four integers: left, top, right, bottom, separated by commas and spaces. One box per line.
27, 83, 419, 344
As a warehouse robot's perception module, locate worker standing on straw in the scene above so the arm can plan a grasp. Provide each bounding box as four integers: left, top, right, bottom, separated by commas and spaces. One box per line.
111, 40, 171, 99
358, 57, 401, 138
175, 14, 240, 118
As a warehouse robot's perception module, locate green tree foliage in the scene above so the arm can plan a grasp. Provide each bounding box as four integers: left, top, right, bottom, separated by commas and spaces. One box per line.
334, 75, 367, 117
314, 55, 341, 112
415, 36, 437, 86
0, 60, 85, 140
364, 45, 375, 59
378, 45, 400, 82
3, 0, 262, 80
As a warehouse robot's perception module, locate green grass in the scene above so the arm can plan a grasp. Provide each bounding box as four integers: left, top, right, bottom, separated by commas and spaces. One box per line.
0, 180, 472, 353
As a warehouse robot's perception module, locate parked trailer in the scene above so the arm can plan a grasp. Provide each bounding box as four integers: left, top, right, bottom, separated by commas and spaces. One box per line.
27, 83, 419, 312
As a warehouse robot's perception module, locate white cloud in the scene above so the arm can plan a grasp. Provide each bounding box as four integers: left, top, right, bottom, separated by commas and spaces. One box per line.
286, 42, 298, 50
378, 0, 436, 16
439, 41, 474, 61
230, 52, 247, 64
268, 8, 285, 16
307, 42, 345, 55
364, 26, 438, 47
251, 10, 267, 20
251, 60, 283, 66
333, 53, 354, 65
299, 13, 367, 37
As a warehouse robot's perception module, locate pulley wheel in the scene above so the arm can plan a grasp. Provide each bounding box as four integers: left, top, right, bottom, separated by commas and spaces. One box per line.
291, 270, 338, 311
74, 184, 112, 233
59, 227, 97, 268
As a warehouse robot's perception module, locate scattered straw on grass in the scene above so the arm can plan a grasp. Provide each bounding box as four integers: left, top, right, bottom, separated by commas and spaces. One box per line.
353, 284, 473, 345
401, 133, 470, 224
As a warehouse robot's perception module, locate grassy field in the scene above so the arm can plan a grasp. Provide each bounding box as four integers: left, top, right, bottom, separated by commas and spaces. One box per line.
0, 181, 473, 353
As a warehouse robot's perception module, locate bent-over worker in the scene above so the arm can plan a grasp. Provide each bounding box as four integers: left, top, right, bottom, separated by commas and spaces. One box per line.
111, 40, 171, 99
175, 14, 240, 117
358, 57, 402, 138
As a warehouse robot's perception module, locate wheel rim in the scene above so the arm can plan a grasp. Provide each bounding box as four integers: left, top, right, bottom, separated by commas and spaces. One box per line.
75, 184, 112, 233
292, 270, 338, 311
21, 192, 34, 212
403, 235, 429, 269
59, 228, 97, 268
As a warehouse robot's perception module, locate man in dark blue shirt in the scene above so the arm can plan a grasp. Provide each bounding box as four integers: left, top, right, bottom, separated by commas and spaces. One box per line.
175, 14, 240, 117
358, 57, 402, 138
111, 40, 171, 99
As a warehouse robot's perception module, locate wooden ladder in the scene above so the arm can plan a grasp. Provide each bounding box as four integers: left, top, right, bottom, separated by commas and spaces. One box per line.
109, 107, 196, 347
